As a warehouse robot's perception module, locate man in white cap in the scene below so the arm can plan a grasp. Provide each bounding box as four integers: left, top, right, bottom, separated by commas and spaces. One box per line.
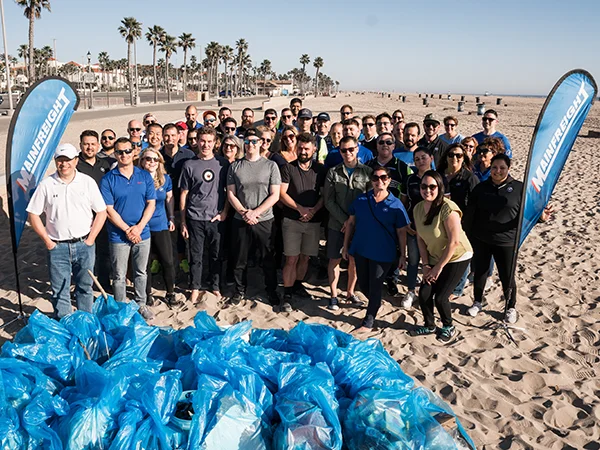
27, 143, 107, 319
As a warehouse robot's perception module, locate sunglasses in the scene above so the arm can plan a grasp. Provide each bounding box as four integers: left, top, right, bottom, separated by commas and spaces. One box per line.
340, 147, 356, 154
378, 139, 394, 146
224, 143, 237, 149
447, 153, 464, 159
132, 141, 142, 148
129, 128, 142, 132
282, 115, 293, 119
482, 117, 496, 122
371, 174, 389, 182
264, 138, 272, 143
144, 121, 155, 126
393, 116, 403, 121
283, 134, 296, 140
363, 122, 376, 127
424, 122, 438, 128
477, 148, 492, 155
244, 139, 261, 145
115, 149, 134, 155
420, 184, 437, 191
341, 111, 352, 115
224, 127, 236, 132
464, 144, 476, 149
205, 118, 216, 123
101, 136, 115, 140
445, 123, 457, 127
143, 156, 159, 162
265, 116, 276, 121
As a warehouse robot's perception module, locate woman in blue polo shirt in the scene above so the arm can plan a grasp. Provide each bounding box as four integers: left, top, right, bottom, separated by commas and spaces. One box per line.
342, 166, 410, 331
139, 149, 181, 308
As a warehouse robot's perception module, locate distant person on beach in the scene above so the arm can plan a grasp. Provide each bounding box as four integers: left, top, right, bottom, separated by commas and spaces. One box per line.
340, 104, 353, 121
296, 108, 313, 133
146, 123, 164, 152
98, 129, 117, 160
376, 113, 393, 135
410, 170, 472, 343
324, 118, 373, 168
185, 105, 202, 130
315, 112, 332, 163
343, 165, 409, 331
28, 144, 107, 319
100, 138, 156, 320
418, 113, 449, 168
279, 133, 326, 311
439, 116, 464, 145
323, 136, 373, 311
360, 115, 378, 154
226, 128, 282, 308
180, 127, 230, 303
472, 137, 505, 181
472, 109, 512, 158
394, 122, 420, 165
392, 110, 404, 124
236, 108, 255, 138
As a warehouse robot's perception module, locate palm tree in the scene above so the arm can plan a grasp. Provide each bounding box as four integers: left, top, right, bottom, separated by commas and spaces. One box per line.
313, 56, 323, 96
235, 38, 248, 95
145, 25, 165, 104
98, 51, 110, 91
178, 32, 195, 101
221, 45, 233, 98
15, 0, 51, 82
204, 41, 220, 95
259, 59, 271, 95
299, 54, 310, 93
118, 17, 142, 106
17, 44, 28, 75
158, 34, 177, 103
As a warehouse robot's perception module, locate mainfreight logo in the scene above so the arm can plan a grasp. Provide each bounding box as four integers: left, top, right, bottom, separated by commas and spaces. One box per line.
15, 87, 71, 193
530, 82, 589, 193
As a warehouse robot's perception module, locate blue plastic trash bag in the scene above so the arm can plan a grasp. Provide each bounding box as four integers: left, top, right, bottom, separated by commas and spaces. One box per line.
108, 402, 144, 450
21, 389, 69, 450
61, 311, 114, 368
93, 294, 144, 345
0, 371, 25, 449
0, 358, 62, 409
103, 323, 160, 371
273, 362, 342, 450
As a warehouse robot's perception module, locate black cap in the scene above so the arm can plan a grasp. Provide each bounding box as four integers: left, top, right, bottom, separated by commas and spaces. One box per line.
316, 112, 331, 122
298, 108, 313, 119
244, 127, 263, 139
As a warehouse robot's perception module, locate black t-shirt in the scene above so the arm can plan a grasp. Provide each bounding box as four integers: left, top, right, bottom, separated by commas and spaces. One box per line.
417, 135, 449, 168
281, 160, 326, 222
268, 152, 288, 172
367, 157, 411, 199
404, 172, 449, 226
361, 137, 378, 154
161, 146, 196, 210
77, 156, 112, 186
440, 168, 479, 214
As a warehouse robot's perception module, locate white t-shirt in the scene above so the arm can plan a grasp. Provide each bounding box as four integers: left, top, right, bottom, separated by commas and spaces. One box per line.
26, 170, 107, 241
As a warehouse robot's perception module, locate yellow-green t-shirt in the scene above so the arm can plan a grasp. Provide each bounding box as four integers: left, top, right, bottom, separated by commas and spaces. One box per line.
414, 199, 473, 265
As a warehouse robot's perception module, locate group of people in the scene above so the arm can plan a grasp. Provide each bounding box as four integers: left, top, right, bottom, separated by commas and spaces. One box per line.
27, 97, 553, 341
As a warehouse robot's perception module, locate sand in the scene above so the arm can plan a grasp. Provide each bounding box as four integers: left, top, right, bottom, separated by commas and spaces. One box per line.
1, 92, 599, 449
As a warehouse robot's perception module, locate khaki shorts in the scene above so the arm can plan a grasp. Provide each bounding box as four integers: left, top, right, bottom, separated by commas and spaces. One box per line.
282, 218, 320, 257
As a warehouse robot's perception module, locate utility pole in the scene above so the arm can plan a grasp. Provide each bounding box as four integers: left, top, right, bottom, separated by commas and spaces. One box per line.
133, 38, 140, 106
0, 0, 14, 113
87, 51, 93, 109
53, 38, 57, 75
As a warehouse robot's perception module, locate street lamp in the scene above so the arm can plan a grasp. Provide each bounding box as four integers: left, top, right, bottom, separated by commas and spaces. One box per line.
87, 51, 93, 109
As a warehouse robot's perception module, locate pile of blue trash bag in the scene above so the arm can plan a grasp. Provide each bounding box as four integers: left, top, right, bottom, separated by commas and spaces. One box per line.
0, 295, 476, 449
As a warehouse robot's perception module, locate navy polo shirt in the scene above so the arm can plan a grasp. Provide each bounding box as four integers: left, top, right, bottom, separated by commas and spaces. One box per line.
100, 166, 157, 243
348, 191, 410, 263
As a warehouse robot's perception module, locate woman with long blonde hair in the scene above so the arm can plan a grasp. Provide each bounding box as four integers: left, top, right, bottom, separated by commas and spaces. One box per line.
139, 149, 181, 308
279, 125, 298, 162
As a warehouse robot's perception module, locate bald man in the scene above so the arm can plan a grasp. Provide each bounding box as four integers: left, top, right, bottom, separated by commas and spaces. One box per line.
185, 105, 203, 130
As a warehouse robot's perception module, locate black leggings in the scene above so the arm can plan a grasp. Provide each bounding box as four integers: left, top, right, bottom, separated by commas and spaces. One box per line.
146, 229, 175, 295
472, 238, 517, 309
418, 259, 470, 328
354, 254, 393, 327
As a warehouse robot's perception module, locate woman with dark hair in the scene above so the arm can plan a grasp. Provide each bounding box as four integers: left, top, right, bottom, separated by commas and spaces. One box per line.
410, 170, 472, 342
437, 143, 478, 213
472, 136, 504, 181
464, 154, 553, 323
279, 125, 298, 162
343, 166, 410, 331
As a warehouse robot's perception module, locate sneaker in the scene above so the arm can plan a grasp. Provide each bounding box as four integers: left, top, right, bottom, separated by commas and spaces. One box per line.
292, 282, 311, 298
179, 259, 190, 274
386, 280, 399, 297
280, 294, 293, 313
504, 308, 518, 324
165, 293, 183, 309
146, 294, 155, 307
150, 259, 161, 274
401, 291, 416, 308
484, 277, 493, 291
409, 325, 436, 337
327, 297, 340, 311
230, 292, 244, 305
267, 291, 281, 306
467, 302, 483, 317
437, 325, 456, 343
138, 305, 155, 321
346, 294, 365, 307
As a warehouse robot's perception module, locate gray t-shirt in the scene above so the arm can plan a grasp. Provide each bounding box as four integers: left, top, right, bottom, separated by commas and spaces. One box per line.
227, 157, 281, 222
180, 155, 229, 221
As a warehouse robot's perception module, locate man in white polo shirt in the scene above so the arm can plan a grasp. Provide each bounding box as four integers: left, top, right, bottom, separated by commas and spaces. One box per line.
27, 143, 107, 319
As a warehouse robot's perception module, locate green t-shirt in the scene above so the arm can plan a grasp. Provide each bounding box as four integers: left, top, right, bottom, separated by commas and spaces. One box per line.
414, 199, 473, 265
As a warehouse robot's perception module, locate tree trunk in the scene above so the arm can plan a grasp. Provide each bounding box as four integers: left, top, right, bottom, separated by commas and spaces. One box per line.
127, 43, 133, 106
166, 56, 171, 103
152, 44, 158, 104
28, 16, 35, 82
183, 50, 187, 102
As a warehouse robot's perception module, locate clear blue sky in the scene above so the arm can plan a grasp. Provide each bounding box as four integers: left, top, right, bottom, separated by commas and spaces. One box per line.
2, 0, 599, 95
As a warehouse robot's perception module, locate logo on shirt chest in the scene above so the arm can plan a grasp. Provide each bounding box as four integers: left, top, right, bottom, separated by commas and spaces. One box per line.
507, 186, 513, 193
203, 169, 215, 182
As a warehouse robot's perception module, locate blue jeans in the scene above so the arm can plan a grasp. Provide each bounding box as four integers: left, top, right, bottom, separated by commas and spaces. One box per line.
406, 233, 420, 291
47, 240, 95, 319
110, 239, 151, 305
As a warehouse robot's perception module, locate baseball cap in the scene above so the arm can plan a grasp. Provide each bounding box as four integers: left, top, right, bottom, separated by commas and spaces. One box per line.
316, 112, 331, 122
203, 110, 217, 119
298, 108, 313, 119
54, 143, 79, 160
423, 113, 440, 125
175, 121, 188, 131
244, 128, 263, 139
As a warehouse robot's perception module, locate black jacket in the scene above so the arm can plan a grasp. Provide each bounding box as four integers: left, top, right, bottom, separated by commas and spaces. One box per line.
441, 168, 479, 214
464, 176, 522, 246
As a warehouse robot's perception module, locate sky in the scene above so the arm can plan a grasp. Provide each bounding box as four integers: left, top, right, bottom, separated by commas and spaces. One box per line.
2, 0, 599, 95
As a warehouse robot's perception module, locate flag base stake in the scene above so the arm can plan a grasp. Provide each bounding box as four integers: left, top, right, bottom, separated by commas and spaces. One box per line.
0, 311, 27, 330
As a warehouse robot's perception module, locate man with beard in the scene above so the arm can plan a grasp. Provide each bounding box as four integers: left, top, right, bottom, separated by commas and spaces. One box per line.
98, 129, 117, 160
203, 110, 218, 128
394, 122, 421, 165
417, 113, 449, 167
236, 108, 255, 138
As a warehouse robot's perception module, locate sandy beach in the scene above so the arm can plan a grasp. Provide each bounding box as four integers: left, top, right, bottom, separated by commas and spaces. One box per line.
1, 92, 599, 449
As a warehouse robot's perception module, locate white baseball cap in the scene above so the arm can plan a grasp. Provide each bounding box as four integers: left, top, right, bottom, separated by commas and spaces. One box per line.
54, 143, 79, 160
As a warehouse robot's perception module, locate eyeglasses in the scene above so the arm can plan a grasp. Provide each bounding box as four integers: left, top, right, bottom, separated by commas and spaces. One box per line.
482, 117, 496, 122
264, 138, 272, 143
420, 184, 438, 191
129, 128, 142, 132
477, 148, 492, 155
341, 111, 352, 116
265, 116, 276, 121
340, 146, 356, 154
224, 127, 236, 132
445, 123, 457, 127
244, 139, 261, 145
205, 118, 216, 123
378, 139, 394, 146
447, 153, 464, 159
143, 156, 159, 162
283, 134, 296, 140
371, 174, 389, 182
144, 121, 155, 126
115, 149, 134, 155
101, 136, 115, 140
282, 115, 293, 119
363, 122, 375, 127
